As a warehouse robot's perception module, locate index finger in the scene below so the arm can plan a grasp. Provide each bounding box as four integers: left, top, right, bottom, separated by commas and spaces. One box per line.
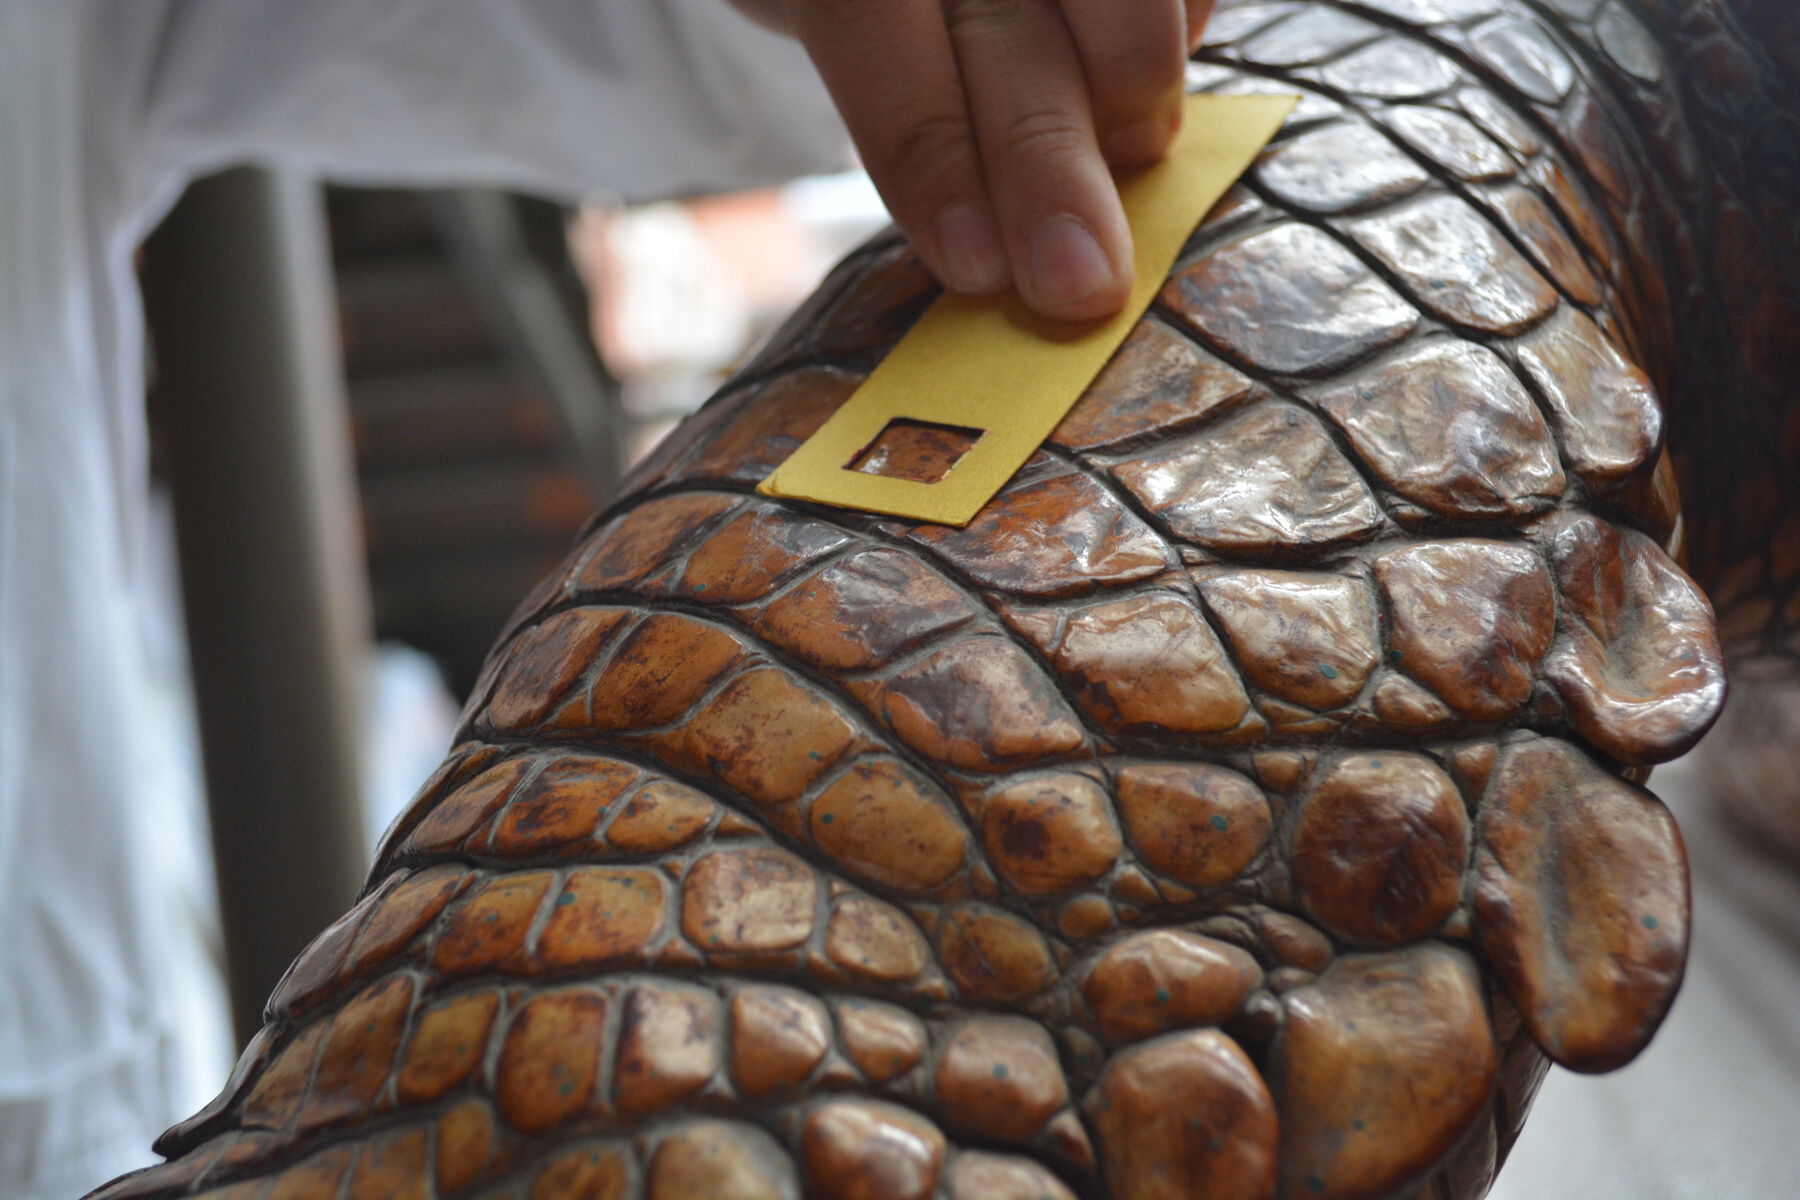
785, 0, 1011, 297
1058, 0, 1190, 167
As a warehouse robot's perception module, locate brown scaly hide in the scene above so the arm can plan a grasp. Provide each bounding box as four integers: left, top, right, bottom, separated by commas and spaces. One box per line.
96, 0, 1800, 1196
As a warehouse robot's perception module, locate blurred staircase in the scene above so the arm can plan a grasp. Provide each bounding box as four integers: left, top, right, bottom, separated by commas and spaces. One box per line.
326, 187, 624, 696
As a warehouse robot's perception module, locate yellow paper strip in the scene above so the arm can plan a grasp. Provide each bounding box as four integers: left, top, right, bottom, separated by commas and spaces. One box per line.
758, 92, 1298, 527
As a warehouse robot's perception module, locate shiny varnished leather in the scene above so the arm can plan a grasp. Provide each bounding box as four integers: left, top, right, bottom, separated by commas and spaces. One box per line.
93, 2, 1786, 1197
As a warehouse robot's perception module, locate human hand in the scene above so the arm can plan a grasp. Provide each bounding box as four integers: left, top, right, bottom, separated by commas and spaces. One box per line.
730, 0, 1215, 322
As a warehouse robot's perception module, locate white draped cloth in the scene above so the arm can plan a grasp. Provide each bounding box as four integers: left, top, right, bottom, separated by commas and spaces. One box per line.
0, 4, 841, 1196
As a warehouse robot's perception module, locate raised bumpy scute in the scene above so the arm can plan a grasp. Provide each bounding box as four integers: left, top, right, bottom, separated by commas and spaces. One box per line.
1082, 929, 1264, 1041
1111, 401, 1387, 552
1114, 761, 1273, 887
1163, 224, 1419, 376
1198, 570, 1380, 709
1474, 736, 1689, 1071
980, 773, 1123, 895
651, 1121, 798, 1200
1291, 752, 1472, 946
1048, 591, 1252, 734
1374, 540, 1556, 721
1539, 511, 1726, 765
1086, 1028, 1279, 1200
934, 1017, 1070, 1143
1308, 339, 1566, 519
809, 760, 969, 893
1272, 944, 1497, 1200
801, 1100, 945, 1200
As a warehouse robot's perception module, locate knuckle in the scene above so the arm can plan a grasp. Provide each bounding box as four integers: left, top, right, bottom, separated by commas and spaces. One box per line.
1085, 45, 1183, 116
994, 108, 1090, 164
943, 0, 1038, 39
886, 110, 977, 189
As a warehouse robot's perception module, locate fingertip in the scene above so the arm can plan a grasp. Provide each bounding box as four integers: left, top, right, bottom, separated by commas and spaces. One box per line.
932, 201, 1012, 295
1101, 124, 1161, 169
1023, 213, 1133, 321
1099, 101, 1181, 168
1187, 0, 1217, 50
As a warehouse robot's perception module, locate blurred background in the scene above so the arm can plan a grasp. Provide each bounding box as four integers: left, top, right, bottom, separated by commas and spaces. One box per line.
136, 167, 889, 1102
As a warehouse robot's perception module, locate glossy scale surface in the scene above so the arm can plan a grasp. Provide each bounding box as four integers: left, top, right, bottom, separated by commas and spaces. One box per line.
92, 1, 1800, 1196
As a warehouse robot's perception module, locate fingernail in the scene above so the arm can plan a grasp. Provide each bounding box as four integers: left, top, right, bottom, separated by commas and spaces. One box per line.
1029, 213, 1117, 310
934, 202, 1008, 294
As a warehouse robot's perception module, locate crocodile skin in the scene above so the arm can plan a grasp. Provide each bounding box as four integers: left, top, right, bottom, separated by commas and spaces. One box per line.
91, 1, 1783, 1197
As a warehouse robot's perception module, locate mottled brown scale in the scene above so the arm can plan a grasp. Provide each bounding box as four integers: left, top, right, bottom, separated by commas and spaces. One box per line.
1111, 400, 1387, 552
1271, 945, 1497, 1200
730, 987, 832, 1097
933, 1017, 1070, 1144
1309, 339, 1566, 519
1291, 752, 1471, 948
1086, 1029, 1279, 1200
801, 1101, 945, 1200
98, 1, 1800, 1197
1114, 760, 1273, 887
1083, 930, 1264, 1042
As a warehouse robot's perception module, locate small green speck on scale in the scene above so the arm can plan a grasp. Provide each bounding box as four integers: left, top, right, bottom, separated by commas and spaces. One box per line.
1308, 1173, 1327, 1193
809, 750, 822, 761
993, 1064, 1009, 1079
820, 812, 835, 824
1642, 914, 1660, 929
1319, 663, 1339, 679
1210, 814, 1229, 831
557, 892, 576, 906
1155, 987, 1172, 1004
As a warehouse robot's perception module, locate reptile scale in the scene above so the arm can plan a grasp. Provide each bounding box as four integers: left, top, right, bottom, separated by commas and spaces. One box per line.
89, 0, 1800, 1196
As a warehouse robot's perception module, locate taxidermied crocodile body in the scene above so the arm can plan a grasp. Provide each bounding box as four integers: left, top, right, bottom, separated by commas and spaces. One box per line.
92, 1, 1800, 1196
